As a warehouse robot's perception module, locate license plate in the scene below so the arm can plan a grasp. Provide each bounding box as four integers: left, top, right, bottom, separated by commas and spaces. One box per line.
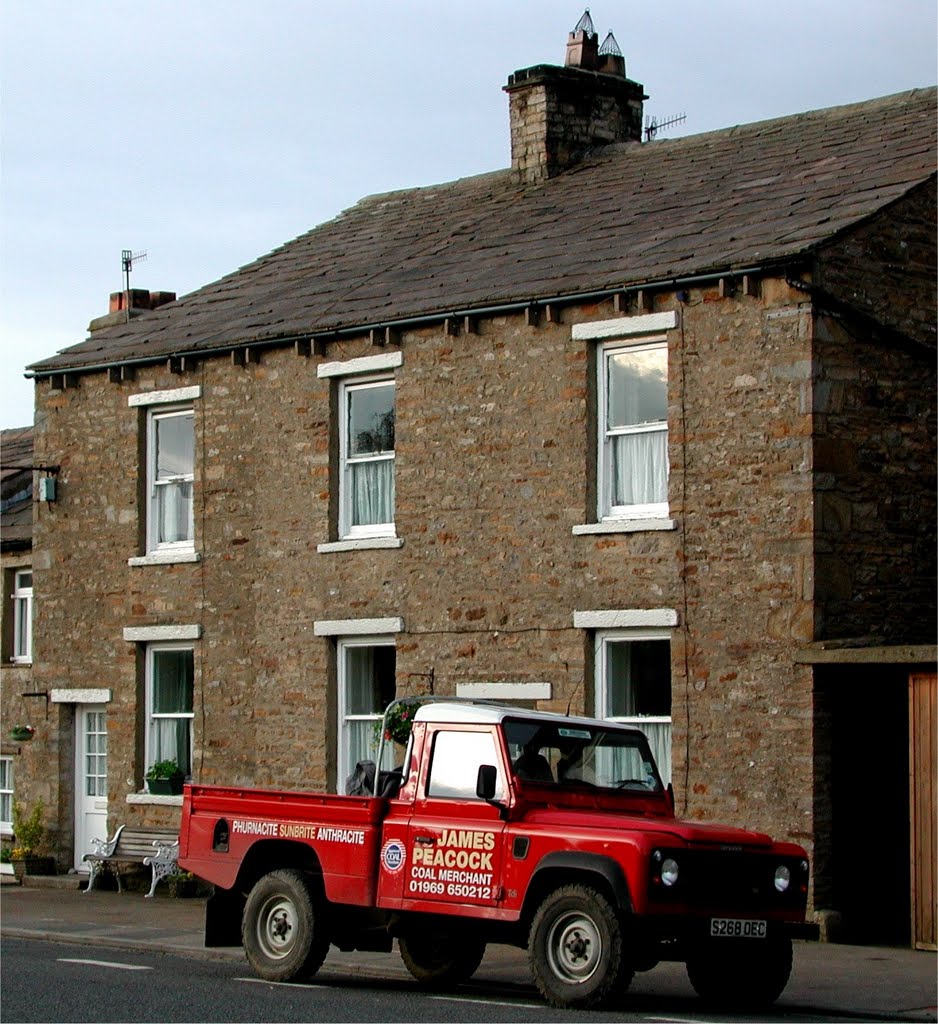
710, 917, 767, 938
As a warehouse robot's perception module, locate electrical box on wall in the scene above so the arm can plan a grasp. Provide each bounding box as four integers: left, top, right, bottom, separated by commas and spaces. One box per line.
38, 477, 56, 502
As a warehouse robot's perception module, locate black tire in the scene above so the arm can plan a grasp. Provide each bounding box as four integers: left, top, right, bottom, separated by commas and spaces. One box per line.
686, 935, 793, 1010
528, 884, 633, 1009
398, 931, 486, 987
242, 869, 330, 982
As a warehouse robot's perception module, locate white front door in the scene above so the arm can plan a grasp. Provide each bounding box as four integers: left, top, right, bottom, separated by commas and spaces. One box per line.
74, 705, 108, 871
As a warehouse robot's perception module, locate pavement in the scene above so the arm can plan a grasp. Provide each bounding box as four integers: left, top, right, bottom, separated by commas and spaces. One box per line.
1, 875, 936, 1021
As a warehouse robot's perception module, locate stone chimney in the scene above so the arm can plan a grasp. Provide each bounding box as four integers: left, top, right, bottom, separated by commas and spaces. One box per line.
88, 289, 176, 333
504, 12, 646, 184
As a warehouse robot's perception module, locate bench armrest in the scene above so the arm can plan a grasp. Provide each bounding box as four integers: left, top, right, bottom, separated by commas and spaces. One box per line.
145, 839, 179, 866
89, 823, 125, 859
143, 839, 180, 899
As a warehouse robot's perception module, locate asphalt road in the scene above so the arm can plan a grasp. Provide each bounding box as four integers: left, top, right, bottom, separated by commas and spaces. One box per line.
3, 936, 863, 1024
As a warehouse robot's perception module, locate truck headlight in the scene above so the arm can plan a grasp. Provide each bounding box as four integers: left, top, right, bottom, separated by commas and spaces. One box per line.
661, 858, 679, 887
774, 864, 791, 892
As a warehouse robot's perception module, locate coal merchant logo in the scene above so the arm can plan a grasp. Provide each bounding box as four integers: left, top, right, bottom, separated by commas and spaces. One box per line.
381, 839, 406, 873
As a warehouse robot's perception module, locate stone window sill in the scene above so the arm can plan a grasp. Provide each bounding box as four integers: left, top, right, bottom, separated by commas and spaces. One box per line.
126, 793, 183, 807
572, 519, 677, 535
317, 537, 404, 553
128, 551, 201, 567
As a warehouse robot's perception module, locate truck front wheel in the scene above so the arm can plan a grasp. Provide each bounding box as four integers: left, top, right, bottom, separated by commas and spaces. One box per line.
242, 869, 329, 982
398, 931, 486, 987
529, 884, 633, 1009
686, 935, 793, 1009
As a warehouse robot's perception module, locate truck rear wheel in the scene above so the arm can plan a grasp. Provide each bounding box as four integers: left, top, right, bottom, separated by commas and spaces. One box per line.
529, 884, 632, 1009
686, 935, 793, 1009
242, 869, 329, 982
398, 931, 486, 987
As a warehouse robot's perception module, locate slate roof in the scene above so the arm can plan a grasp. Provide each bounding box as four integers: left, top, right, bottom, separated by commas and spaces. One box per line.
29, 86, 937, 376
1, 426, 33, 550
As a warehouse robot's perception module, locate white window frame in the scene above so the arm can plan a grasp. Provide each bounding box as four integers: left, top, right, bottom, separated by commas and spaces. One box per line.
12, 569, 32, 664
338, 375, 396, 540
337, 635, 396, 789
145, 642, 195, 777
146, 405, 195, 555
594, 627, 672, 784
0, 757, 13, 835
598, 337, 669, 522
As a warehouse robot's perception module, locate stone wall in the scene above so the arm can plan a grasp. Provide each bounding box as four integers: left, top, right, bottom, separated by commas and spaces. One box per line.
812, 186, 938, 642
28, 276, 826, 862
816, 179, 937, 349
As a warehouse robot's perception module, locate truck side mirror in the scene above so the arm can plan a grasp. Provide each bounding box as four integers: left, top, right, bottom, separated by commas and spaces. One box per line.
667, 782, 675, 814
476, 764, 497, 801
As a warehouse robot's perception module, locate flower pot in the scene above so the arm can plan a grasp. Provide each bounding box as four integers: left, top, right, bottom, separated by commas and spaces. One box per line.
146, 774, 184, 796
10, 728, 34, 742
168, 875, 197, 898
12, 855, 55, 879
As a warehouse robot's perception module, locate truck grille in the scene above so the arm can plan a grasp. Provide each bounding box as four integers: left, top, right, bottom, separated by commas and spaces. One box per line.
650, 849, 806, 912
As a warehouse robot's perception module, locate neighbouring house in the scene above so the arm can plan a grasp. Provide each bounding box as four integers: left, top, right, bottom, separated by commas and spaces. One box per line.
1, 427, 37, 860
14, 19, 937, 945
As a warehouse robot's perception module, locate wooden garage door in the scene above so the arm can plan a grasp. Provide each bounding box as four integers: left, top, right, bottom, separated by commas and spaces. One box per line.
910, 672, 937, 950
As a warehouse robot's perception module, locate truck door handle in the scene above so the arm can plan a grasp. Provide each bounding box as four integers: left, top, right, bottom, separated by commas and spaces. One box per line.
414, 835, 436, 846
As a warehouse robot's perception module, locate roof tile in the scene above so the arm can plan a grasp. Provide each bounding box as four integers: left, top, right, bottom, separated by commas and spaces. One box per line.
29, 88, 937, 374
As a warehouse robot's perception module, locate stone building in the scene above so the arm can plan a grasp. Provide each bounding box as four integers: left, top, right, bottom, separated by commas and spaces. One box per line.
11, 23, 938, 944
1, 427, 36, 862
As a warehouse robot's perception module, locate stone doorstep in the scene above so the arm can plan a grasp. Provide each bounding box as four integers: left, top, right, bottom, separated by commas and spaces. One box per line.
13, 874, 84, 890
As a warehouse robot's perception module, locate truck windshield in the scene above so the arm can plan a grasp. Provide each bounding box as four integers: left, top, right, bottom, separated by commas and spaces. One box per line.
503, 717, 663, 793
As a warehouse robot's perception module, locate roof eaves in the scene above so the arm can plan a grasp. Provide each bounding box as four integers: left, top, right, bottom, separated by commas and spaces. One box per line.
25, 254, 809, 379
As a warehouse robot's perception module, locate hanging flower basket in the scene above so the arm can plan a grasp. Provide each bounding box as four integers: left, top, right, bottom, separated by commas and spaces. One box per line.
10, 726, 34, 742
374, 700, 425, 747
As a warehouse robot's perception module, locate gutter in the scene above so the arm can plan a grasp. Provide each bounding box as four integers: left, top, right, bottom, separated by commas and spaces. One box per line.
26, 259, 802, 380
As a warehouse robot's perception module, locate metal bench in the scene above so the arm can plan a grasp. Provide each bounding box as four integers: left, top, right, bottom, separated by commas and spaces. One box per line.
82, 825, 179, 898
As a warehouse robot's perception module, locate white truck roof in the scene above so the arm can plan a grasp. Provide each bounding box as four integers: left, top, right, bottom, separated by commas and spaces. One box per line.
412, 700, 635, 734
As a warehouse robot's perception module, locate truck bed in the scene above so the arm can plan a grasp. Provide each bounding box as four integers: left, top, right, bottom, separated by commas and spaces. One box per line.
179, 783, 390, 902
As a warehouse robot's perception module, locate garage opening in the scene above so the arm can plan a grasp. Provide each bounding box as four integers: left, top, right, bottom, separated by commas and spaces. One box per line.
815, 664, 911, 946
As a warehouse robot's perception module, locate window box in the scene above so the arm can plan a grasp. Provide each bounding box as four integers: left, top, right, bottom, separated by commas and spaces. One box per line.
146, 774, 184, 796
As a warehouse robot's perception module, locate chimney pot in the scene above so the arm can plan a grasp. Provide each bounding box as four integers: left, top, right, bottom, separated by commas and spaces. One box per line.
149, 291, 176, 309
92, 288, 175, 332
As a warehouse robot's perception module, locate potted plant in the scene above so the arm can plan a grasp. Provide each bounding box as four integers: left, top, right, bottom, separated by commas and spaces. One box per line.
145, 759, 185, 795
10, 798, 54, 878
167, 870, 198, 898
10, 725, 34, 742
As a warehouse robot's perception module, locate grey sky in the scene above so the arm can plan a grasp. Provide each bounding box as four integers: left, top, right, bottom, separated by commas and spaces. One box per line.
1, 0, 935, 431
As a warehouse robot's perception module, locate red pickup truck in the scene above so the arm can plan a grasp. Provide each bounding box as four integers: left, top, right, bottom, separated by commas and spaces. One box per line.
178, 699, 814, 1010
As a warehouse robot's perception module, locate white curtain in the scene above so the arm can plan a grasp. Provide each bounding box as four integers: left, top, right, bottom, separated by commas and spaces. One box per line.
639, 722, 671, 785
155, 412, 194, 544
611, 429, 667, 507
351, 459, 394, 527
157, 480, 193, 544
603, 640, 672, 784
149, 718, 191, 769
150, 649, 193, 771
343, 647, 394, 778
346, 720, 379, 769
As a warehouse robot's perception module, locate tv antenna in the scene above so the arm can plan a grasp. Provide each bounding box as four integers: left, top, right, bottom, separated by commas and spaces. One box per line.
644, 112, 687, 142
121, 249, 147, 321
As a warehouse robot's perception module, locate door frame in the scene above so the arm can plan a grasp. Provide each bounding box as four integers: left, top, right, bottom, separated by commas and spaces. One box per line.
73, 703, 108, 872
909, 672, 937, 950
